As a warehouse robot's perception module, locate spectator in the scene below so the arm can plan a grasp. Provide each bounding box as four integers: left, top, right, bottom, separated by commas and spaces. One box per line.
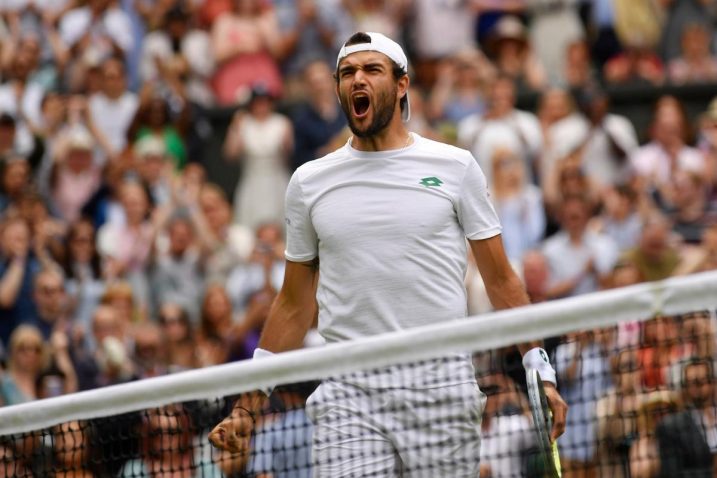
656, 358, 716, 477
477, 372, 536, 478
489, 147, 545, 263
589, 185, 643, 253
542, 195, 618, 298
128, 83, 189, 170
659, 0, 714, 63
62, 218, 104, 338
405, 0, 479, 88
52, 420, 92, 476
197, 182, 254, 283
612, 0, 664, 64
152, 215, 203, 321
131, 321, 167, 380
139, 5, 215, 108
121, 404, 221, 476
224, 85, 292, 229
577, 87, 639, 190
0, 156, 31, 214
527, 0, 584, 86
0, 324, 48, 405
638, 315, 681, 390
521, 249, 551, 304
197, 284, 236, 366
630, 96, 705, 192
132, 135, 172, 206
48, 126, 103, 224
596, 348, 647, 478
630, 390, 677, 478
72, 304, 135, 391
564, 40, 598, 90
657, 170, 717, 243
427, 48, 494, 125
87, 57, 138, 157
27, 268, 67, 340
289, 60, 347, 172
603, 42, 665, 86
555, 328, 615, 477
457, 76, 542, 186
537, 88, 589, 191
226, 222, 284, 314
485, 15, 546, 92
668, 23, 717, 85
0, 47, 46, 156
210, 0, 283, 105
0, 114, 19, 158
622, 214, 682, 282
274, 0, 348, 98
676, 224, 717, 274
158, 303, 200, 372
697, 97, 717, 196
248, 381, 316, 477
58, 0, 134, 92
97, 180, 163, 311
0, 216, 42, 346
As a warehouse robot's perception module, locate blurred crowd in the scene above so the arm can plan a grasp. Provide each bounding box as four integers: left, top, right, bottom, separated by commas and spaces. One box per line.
1, 1, 717, 472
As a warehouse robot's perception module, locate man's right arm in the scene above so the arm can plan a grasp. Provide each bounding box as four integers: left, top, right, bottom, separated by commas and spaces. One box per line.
209, 259, 318, 454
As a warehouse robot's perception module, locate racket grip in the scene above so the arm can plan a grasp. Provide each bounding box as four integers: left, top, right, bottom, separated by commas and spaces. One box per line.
552, 441, 562, 477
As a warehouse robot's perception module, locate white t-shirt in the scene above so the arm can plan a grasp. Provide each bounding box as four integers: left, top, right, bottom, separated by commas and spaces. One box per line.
286, 132, 501, 340
88, 92, 138, 155
286, 133, 501, 388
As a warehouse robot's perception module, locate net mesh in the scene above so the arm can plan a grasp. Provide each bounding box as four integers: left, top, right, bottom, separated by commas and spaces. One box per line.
1, 271, 717, 477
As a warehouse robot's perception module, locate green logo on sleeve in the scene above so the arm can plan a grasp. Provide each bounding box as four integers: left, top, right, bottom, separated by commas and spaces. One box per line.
419, 177, 443, 187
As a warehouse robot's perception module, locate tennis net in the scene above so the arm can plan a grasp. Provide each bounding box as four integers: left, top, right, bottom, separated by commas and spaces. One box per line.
1, 271, 717, 477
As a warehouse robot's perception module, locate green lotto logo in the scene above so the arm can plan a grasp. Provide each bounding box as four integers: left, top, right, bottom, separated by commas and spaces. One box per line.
419, 177, 443, 188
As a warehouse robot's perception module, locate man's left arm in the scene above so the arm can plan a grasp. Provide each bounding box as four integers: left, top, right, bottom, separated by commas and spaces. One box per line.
469, 235, 567, 441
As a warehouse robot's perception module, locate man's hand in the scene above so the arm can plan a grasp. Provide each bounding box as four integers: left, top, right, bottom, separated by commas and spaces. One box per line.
208, 405, 258, 454
543, 382, 567, 442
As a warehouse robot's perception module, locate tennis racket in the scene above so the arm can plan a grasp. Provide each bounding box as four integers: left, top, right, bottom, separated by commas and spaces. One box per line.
526, 368, 562, 478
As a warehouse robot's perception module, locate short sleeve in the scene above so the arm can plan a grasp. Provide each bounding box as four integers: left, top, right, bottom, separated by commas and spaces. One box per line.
456, 157, 502, 240
284, 172, 318, 262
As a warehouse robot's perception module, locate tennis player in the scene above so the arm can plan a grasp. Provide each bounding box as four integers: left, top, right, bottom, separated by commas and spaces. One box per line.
209, 32, 567, 477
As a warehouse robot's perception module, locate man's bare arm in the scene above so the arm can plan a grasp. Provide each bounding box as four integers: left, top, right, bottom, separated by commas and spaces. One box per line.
238, 259, 319, 411
469, 235, 540, 354
469, 235, 567, 440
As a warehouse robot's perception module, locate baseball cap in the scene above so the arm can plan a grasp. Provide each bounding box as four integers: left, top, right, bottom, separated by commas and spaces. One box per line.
336, 32, 411, 122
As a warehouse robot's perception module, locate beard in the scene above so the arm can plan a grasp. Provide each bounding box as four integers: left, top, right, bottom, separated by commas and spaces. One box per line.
340, 84, 398, 138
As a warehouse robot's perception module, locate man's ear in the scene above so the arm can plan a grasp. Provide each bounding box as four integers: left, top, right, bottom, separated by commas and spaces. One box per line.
397, 74, 410, 102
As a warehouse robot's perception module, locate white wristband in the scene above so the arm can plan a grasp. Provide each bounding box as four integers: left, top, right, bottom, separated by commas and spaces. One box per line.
253, 348, 276, 396
522, 347, 557, 385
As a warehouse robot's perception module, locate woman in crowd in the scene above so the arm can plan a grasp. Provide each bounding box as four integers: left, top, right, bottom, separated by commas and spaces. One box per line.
489, 147, 546, 264
210, 0, 282, 106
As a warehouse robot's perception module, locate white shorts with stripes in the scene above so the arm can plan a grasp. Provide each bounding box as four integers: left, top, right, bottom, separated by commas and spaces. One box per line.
305, 379, 486, 478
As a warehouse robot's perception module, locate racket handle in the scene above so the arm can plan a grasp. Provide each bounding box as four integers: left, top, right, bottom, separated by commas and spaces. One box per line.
552, 441, 562, 477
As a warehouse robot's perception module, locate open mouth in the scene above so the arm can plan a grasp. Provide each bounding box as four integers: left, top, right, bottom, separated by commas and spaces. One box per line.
352, 94, 370, 118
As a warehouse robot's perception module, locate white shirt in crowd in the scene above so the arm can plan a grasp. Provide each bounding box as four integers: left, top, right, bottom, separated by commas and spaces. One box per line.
89, 92, 139, 155
543, 230, 619, 297
630, 142, 706, 186
457, 110, 543, 185
581, 114, 639, 187
59, 6, 134, 56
